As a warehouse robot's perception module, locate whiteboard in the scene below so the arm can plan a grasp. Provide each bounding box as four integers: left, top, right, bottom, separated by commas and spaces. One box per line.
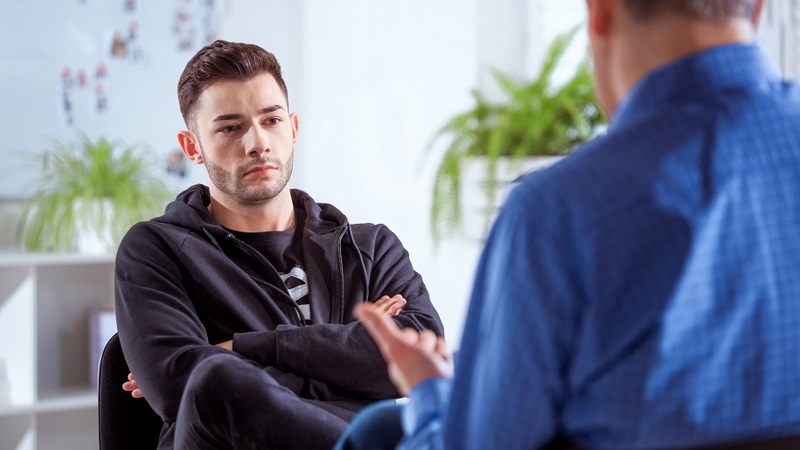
0, 0, 224, 199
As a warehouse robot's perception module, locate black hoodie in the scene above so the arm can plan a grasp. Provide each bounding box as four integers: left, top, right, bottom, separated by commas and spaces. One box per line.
115, 184, 444, 445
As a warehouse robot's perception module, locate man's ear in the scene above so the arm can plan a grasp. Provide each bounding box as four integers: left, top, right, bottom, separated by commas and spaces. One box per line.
587, 0, 614, 37
177, 130, 204, 165
750, 0, 765, 29
290, 112, 299, 146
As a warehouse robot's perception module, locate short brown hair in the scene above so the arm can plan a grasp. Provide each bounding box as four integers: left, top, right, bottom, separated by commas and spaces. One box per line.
177, 40, 289, 128
622, 0, 759, 22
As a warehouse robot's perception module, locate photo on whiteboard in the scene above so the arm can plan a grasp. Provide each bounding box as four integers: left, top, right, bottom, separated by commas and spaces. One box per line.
127, 20, 144, 63
60, 67, 75, 127
110, 31, 128, 59
57, 66, 90, 131
166, 149, 188, 178
199, 0, 224, 46
122, 0, 140, 14
173, 0, 196, 51
91, 62, 111, 118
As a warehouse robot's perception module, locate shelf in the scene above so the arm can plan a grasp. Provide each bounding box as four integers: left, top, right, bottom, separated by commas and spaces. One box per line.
0, 390, 97, 418
0, 253, 115, 267
0, 255, 114, 449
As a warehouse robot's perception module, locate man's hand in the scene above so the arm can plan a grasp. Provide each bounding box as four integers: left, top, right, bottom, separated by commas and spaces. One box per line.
355, 301, 452, 396
122, 372, 144, 398
372, 294, 407, 316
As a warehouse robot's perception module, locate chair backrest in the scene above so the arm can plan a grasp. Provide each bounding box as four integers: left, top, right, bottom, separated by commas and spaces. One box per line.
98, 333, 163, 450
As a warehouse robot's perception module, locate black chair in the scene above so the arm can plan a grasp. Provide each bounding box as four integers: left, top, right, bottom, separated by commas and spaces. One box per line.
98, 333, 163, 450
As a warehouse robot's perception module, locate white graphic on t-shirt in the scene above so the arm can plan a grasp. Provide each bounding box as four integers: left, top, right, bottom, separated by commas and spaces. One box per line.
280, 266, 310, 320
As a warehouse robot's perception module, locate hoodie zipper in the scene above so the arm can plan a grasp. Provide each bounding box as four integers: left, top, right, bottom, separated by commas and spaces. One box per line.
208, 229, 307, 326
203, 221, 369, 327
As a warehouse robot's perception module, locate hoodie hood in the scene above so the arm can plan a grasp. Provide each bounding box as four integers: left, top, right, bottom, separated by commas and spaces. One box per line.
155, 184, 349, 238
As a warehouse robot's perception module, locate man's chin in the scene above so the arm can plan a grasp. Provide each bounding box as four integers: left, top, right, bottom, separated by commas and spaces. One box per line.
237, 185, 288, 203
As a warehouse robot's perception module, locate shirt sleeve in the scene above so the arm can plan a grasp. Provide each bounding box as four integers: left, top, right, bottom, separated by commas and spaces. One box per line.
441, 179, 585, 449
397, 377, 452, 450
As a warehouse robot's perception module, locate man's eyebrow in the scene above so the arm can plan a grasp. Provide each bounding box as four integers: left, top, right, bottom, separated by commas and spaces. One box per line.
212, 105, 285, 122
212, 113, 243, 122
260, 105, 285, 114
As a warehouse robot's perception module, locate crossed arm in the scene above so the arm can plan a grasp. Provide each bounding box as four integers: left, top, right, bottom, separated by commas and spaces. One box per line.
122, 294, 411, 398
352, 300, 453, 395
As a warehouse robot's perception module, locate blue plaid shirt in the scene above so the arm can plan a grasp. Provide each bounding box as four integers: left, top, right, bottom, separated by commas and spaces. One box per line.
401, 44, 800, 449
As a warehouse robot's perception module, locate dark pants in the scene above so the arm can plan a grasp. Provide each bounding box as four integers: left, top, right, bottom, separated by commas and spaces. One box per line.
174, 353, 358, 450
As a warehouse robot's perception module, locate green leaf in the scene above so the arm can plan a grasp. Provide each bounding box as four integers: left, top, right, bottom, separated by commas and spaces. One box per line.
16, 135, 173, 252
426, 22, 608, 242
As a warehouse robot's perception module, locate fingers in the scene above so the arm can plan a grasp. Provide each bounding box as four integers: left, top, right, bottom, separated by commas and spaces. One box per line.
372, 294, 407, 316
122, 373, 138, 392
122, 372, 144, 398
435, 336, 449, 360
417, 329, 439, 352
122, 381, 143, 398
354, 302, 406, 360
386, 296, 407, 316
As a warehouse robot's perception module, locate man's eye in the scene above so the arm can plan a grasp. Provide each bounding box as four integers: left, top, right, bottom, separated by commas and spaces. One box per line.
266, 118, 281, 125
221, 125, 238, 133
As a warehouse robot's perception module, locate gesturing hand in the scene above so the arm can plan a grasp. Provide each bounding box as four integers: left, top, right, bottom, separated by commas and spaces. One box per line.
355, 301, 452, 396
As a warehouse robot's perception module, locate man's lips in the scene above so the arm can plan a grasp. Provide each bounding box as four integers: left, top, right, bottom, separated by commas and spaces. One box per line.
244, 165, 277, 176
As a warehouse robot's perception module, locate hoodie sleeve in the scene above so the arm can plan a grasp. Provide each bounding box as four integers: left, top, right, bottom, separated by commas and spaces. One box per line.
233, 224, 444, 399
114, 223, 244, 421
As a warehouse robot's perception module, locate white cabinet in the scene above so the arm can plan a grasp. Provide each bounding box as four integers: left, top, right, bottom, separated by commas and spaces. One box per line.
0, 254, 115, 450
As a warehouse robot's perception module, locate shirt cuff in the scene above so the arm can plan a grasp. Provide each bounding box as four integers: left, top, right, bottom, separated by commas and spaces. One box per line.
402, 377, 452, 437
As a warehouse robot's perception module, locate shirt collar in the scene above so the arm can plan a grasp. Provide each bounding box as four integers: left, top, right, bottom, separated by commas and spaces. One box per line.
611, 43, 781, 128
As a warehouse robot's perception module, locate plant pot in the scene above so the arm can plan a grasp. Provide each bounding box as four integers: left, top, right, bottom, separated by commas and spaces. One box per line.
459, 155, 563, 241
74, 199, 116, 255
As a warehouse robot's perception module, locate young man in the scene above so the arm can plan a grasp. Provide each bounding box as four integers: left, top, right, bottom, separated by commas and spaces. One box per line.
114, 40, 444, 450
342, 0, 800, 449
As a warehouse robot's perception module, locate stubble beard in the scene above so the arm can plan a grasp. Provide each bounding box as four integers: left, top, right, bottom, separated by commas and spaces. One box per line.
202, 147, 294, 205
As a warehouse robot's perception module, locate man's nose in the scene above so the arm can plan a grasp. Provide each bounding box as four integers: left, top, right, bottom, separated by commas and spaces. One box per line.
243, 126, 271, 156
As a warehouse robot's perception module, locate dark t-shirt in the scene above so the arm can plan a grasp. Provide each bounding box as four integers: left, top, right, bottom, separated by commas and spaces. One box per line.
227, 210, 310, 320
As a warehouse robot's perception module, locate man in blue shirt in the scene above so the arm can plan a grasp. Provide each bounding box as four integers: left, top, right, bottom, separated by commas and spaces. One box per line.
337, 0, 800, 448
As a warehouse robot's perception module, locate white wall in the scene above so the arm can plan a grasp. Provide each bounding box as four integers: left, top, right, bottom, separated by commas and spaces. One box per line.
758, 0, 800, 79
300, 1, 480, 344
219, 1, 482, 343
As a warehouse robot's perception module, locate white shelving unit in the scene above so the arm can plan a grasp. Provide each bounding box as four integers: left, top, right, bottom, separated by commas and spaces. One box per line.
0, 253, 115, 450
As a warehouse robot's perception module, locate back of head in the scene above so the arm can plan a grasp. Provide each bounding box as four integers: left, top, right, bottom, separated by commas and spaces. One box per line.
622, 0, 760, 22
177, 40, 289, 129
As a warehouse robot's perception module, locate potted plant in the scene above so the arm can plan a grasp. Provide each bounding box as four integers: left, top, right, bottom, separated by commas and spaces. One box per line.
17, 136, 172, 253
428, 25, 607, 243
